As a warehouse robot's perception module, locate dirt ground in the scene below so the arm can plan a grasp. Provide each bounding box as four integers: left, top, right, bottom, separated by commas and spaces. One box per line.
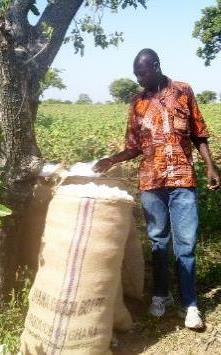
112, 287, 221, 355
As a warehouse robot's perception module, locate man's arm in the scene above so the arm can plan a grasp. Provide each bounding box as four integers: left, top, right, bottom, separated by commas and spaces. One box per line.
187, 85, 220, 190
191, 137, 220, 190
93, 148, 141, 173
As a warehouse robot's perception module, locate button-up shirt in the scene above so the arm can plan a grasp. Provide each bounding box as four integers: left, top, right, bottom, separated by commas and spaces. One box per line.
125, 78, 209, 191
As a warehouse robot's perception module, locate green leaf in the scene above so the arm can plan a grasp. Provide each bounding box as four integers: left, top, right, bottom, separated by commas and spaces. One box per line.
193, 0, 221, 65
0, 204, 12, 217
0, 0, 11, 13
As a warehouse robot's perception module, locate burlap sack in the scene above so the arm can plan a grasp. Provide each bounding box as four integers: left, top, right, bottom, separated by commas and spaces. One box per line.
62, 176, 145, 301
113, 281, 133, 331
20, 185, 134, 354
19, 163, 68, 268
19, 179, 53, 269
19, 173, 130, 269
122, 215, 145, 300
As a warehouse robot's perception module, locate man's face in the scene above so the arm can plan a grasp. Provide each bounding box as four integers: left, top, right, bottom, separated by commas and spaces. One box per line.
133, 55, 159, 90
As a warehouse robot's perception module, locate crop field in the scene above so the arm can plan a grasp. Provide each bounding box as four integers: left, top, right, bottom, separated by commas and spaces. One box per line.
1, 103, 221, 353
37, 103, 128, 164
37, 102, 221, 163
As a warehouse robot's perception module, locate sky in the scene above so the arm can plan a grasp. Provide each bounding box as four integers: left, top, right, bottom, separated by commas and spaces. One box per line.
32, 0, 221, 102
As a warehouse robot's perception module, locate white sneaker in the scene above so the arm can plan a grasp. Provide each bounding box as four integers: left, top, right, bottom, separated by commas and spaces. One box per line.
185, 306, 204, 329
149, 293, 174, 317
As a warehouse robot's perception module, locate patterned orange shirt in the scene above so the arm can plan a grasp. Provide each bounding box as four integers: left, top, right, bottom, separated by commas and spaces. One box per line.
125, 78, 209, 191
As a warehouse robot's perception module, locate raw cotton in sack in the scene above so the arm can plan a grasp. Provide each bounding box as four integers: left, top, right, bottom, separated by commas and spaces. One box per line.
122, 215, 145, 300
20, 183, 134, 355
68, 160, 123, 179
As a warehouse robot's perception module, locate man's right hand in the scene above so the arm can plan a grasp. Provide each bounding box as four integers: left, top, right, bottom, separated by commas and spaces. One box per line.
93, 157, 114, 173
93, 148, 141, 173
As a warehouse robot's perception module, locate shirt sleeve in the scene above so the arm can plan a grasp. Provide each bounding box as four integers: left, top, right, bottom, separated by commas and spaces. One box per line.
188, 86, 209, 138
124, 103, 141, 151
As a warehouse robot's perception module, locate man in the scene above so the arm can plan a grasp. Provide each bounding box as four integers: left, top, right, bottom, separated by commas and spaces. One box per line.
94, 48, 220, 329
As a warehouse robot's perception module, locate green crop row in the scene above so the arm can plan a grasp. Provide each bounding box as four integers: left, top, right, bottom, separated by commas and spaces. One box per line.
37, 102, 221, 164
37, 103, 127, 163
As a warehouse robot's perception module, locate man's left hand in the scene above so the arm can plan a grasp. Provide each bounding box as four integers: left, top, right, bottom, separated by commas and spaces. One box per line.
207, 167, 220, 190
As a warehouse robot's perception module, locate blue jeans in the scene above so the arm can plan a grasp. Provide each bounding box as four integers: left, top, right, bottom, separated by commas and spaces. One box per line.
141, 187, 198, 307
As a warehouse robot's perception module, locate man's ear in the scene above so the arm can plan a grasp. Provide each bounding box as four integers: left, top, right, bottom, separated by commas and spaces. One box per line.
153, 61, 160, 73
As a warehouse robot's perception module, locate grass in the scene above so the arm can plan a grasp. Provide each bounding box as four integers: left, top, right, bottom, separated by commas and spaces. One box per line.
1, 102, 221, 353
0, 268, 33, 353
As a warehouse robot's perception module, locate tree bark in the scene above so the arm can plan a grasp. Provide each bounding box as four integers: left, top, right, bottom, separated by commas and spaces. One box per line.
0, 18, 42, 302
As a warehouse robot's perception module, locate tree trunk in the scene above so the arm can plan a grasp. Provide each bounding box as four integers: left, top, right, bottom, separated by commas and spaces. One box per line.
0, 21, 42, 303
0, 0, 84, 303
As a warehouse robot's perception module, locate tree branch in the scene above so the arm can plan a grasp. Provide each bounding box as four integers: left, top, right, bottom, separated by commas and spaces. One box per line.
7, 0, 36, 46
35, 0, 84, 76
11, 0, 36, 12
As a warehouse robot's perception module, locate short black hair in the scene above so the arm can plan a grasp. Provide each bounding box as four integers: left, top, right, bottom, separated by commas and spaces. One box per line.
134, 48, 160, 65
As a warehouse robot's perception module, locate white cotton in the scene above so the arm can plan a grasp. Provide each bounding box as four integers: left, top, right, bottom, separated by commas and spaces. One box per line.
39, 163, 62, 177
40, 159, 106, 178
57, 183, 134, 202
39, 163, 69, 178
68, 160, 101, 177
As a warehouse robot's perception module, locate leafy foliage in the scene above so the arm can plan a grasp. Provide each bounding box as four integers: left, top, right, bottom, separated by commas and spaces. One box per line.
193, 0, 221, 65
42, 99, 72, 105
75, 93, 93, 104
109, 78, 140, 103
63, 0, 148, 55
39, 68, 66, 97
196, 90, 217, 104
0, 0, 11, 13
0, 204, 11, 218
65, 17, 124, 56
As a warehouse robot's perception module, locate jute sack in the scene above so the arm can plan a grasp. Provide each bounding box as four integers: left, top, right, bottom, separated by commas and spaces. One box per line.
20, 183, 134, 355
61, 176, 145, 301
19, 164, 68, 269
19, 179, 53, 269
122, 215, 145, 300
113, 281, 133, 331
19, 164, 126, 269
